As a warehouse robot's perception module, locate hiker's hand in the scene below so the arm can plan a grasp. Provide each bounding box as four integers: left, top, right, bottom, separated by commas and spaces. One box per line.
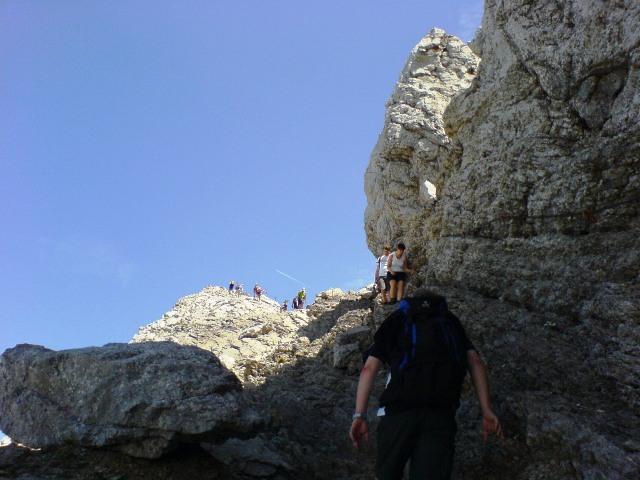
350, 419, 369, 450
482, 411, 504, 441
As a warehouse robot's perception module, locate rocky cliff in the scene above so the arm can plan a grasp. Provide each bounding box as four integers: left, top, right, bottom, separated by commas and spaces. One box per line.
365, 1, 639, 479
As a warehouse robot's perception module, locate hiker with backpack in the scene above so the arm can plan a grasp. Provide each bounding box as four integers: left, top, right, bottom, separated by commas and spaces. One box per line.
297, 287, 306, 308
375, 245, 391, 304
386, 243, 413, 304
349, 289, 503, 480
253, 284, 264, 301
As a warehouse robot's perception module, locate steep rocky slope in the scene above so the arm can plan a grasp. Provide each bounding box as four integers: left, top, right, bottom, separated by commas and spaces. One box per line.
365, 3, 639, 479
3, 282, 638, 478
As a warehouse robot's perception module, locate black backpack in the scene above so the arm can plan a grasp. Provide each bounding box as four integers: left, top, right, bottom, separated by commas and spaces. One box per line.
376, 292, 468, 410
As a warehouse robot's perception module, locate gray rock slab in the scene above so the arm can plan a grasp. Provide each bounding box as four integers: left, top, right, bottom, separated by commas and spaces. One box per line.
0, 341, 263, 458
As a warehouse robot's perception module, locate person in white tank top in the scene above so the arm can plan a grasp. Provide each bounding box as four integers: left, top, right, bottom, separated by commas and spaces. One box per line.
375, 245, 391, 304
385, 242, 413, 303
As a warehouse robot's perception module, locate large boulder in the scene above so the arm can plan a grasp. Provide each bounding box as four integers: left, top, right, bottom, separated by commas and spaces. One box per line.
0, 341, 262, 459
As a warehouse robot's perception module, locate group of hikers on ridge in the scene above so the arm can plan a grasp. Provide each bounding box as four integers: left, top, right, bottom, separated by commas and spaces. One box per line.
282, 287, 306, 311
228, 280, 305, 311
352, 243, 504, 479
228, 281, 265, 301
227, 280, 244, 296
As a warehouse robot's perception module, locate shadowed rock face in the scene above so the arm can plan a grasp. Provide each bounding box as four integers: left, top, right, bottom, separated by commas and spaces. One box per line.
1, 282, 638, 478
0, 341, 262, 459
365, 3, 640, 479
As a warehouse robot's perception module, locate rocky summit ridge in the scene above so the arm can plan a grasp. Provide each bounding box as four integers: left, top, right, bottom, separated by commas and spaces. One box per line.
130, 287, 313, 383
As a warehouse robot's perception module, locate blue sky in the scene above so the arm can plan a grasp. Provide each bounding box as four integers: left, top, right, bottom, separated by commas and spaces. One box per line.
0, 1, 483, 358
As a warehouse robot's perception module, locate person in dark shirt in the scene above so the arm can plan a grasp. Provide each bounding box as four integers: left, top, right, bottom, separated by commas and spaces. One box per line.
349, 289, 503, 480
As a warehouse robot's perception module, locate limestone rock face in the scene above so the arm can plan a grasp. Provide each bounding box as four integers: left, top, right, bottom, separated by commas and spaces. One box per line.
365, 2, 640, 478
131, 287, 312, 382
135, 286, 377, 479
0, 341, 262, 459
364, 28, 480, 267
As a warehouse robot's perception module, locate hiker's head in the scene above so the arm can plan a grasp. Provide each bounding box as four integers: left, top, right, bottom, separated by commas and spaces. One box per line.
383, 245, 391, 253
409, 288, 439, 299
397, 242, 406, 251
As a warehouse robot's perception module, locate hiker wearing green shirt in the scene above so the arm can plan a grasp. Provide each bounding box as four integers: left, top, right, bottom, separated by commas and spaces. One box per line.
297, 287, 306, 308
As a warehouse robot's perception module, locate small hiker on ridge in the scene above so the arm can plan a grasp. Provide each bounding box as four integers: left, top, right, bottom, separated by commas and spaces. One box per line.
297, 287, 306, 309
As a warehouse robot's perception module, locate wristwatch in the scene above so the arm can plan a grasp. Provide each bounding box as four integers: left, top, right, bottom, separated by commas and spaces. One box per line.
352, 412, 367, 421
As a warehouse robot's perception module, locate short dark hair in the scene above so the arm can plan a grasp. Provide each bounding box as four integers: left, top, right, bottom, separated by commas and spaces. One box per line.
409, 288, 439, 298
397, 242, 406, 250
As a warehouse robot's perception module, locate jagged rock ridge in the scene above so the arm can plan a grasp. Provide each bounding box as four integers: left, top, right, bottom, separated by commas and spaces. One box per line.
131, 286, 313, 382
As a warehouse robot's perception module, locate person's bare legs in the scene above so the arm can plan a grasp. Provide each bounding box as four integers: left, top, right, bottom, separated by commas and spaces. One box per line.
389, 279, 397, 302
397, 280, 405, 301
380, 280, 389, 303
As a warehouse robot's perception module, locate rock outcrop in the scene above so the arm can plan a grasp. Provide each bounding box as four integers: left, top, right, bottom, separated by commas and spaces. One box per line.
0, 341, 262, 459
365, 28, 480, 269
135, 286, 378, 479
131, 287, 313, 383
365, 4, 640, 479
0, 287, 379, 479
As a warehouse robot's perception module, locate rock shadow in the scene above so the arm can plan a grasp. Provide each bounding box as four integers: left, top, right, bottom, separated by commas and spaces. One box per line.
297, 295, 375, 341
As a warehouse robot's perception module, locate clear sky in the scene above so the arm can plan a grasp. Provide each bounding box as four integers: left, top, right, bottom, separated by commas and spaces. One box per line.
0, 1, 483, 358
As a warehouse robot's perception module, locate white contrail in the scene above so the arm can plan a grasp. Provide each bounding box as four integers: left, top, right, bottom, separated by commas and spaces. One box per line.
275, 270, 306, 286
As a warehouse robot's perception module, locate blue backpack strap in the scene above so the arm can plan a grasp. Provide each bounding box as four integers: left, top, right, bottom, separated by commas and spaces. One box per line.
397, 299, 417, 373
